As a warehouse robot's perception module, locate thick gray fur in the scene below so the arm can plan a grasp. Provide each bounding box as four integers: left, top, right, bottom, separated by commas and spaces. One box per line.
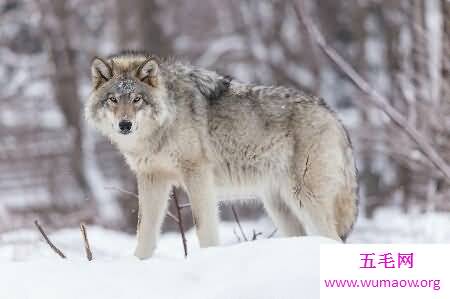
86, 52, 359, 259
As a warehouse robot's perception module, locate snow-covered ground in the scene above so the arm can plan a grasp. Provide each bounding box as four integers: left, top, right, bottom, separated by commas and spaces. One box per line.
0, 224, 335, 299
349, 207, 450, 243
0, 237, 331, 299
0, 207, 449, 299
0, 221, 277, 262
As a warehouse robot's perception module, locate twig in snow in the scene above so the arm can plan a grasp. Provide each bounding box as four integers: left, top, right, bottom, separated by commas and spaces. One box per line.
34, 220, 66, 259
171, 187, 188, 258
232, 228, 242, 242
230, 204, 248, 241
107, 185, 188, 256
267, 228, 278, 239
80, 223, 93, 261
251, 229, 263, 241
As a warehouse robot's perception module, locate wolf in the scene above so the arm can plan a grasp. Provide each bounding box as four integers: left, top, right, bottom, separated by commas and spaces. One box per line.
85, 51, 358, 259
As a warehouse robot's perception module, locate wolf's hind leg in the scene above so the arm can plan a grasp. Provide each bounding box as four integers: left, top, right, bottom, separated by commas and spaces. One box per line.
263, 192, 306, 237
184, 167, 220, 247
297, 196, 341, 241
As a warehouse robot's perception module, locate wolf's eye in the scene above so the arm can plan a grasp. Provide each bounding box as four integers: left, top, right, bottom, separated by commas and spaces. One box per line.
108, 95, 118, 103
133, 95, 142, 103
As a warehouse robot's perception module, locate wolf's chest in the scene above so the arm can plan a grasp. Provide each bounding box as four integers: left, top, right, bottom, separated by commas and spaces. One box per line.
124, 151, 176, 174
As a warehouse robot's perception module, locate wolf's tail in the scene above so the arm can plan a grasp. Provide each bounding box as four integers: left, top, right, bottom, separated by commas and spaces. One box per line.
335, 140, 359, 242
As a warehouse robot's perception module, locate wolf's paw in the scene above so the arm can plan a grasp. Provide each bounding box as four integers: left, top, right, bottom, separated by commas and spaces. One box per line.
134, 246, 154, 260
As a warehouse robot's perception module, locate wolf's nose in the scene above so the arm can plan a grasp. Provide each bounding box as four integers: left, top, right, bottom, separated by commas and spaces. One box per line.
119, 120, 132, 134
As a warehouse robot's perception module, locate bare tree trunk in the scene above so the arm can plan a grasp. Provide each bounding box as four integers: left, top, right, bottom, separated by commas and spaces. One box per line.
410, 0, 429, 105
441, 0, 450, 101
115, 0, 172, 56
352, 2, 387, 217
380, 2, 408, 107
381, 3, 415, 210
38, 0, 93, 200
116, 0, 137, 48
136, 0, 171, 56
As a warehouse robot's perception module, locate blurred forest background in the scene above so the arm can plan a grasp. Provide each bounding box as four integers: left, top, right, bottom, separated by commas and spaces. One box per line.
0, 0, 449, 235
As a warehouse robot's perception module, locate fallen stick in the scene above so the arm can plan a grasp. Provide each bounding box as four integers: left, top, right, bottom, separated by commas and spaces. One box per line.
251, 229, 263, 241
171, 188, 188, 258
80, 223, 93, 261
231, 204, 248, 241
232, 228, 242, 243
267, 228, 278, 239
178, 203, 192, 209
34, 220, 66, 259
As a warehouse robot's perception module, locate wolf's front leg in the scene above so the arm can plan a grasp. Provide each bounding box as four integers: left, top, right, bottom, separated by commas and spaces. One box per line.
184, 167, 220, 247
134, 173, 172, 259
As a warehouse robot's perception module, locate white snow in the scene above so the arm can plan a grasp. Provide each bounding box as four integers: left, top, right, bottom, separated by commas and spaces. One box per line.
0, 228, 334, 299
1, 208, 449, 299
349, 207, 450, 243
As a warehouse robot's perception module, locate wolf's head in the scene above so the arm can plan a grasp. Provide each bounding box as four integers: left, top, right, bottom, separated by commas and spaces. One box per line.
85, 52, 171, 141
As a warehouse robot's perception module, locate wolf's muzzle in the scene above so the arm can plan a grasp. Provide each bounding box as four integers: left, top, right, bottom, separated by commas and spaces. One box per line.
119, 120, 133, 135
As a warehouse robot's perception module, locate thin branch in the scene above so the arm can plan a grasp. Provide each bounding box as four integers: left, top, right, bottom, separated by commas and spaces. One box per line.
178, 203, 192, 209
105, 186, 138, 198
105, 186, 180, 223
34, 220, 66, 259
230, 204, 248, 241
166, 211, 180, 224
292, 1, 450, 182
232, 228, 242, 243
267, 228, 278, 238
251, 229, 263, 241
80, 223, 93, 261
171, 187, 188, 258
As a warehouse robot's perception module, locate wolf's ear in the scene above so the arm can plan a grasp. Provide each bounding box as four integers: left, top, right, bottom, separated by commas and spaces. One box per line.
136, 58, 159, 87
91, 57, 112, 89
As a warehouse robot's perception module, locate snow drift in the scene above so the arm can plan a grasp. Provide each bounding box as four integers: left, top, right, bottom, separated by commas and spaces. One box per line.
0, 236, 335, 299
